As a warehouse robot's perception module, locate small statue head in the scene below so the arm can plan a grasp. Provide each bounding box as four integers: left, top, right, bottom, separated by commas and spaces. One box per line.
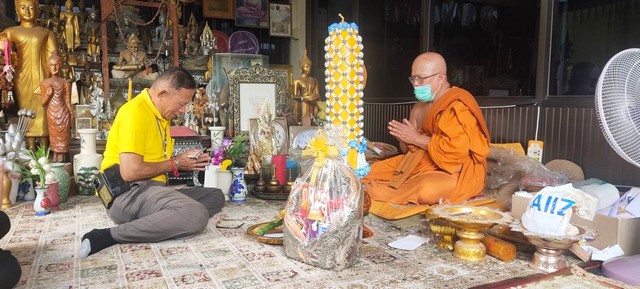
15, 0, 40, 21
65, 0, 73, 11
51, 3, 60, 17
300, 49, 312, 74
48, 51, 62, 75
127, 34, 140, 50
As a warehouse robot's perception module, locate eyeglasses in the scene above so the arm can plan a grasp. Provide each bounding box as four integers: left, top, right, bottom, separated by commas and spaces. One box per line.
408, 72, 440, 85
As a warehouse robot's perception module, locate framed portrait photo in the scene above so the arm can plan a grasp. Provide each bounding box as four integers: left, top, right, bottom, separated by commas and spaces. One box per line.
269, 3, 291, 37
228, 64, 288, 134
203, 0, 235, 19
235, 0, 269, 29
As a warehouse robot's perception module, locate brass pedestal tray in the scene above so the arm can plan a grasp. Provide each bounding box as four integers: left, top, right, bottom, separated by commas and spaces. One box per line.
431, 205, 512, 261
511, 221, 594, 273
424, 209, 457, 251
247, 222, 284, 245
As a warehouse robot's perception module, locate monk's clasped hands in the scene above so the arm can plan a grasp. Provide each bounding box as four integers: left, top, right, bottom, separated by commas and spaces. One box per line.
389, 119, 418, 145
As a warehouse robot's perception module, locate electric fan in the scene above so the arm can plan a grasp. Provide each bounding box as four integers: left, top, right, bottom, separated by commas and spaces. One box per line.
594, 48, 640, 286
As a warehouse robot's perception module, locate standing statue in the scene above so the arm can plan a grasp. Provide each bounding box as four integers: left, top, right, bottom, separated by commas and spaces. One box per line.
76, 0, 89, 33
292, 49, 320, 124
59, 51, 76, 81
60, 0, 81, 53
89, 78, 104, 117
85, 9, 100, 61
46, 4, 65, 48
40, 52, 73, 163
0, 0, 58, 149
79, 62, 95, 104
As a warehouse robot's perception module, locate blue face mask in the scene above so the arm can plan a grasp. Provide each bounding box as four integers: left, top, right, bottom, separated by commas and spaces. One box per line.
414, 85, 434, 102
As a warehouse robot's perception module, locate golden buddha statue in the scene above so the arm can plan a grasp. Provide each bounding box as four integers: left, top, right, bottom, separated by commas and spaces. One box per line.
59, 0, 80, 53
59, 50, 76, 82
79, 62, 95, 104
0, 0, 58, 148
40, 52, 72, 163
85, 9, 100, 60
292, 49, 320, 124
46, 4, 64, 48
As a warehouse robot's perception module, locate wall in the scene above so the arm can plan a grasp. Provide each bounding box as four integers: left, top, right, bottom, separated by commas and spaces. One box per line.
363, 102, 640, 187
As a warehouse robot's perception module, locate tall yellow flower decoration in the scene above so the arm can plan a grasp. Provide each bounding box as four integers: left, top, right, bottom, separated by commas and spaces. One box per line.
324, 14, 369, 177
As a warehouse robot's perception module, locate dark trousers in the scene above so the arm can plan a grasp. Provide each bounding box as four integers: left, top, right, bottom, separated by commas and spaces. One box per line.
108, 180, 225, 243
0, 210, 21, 289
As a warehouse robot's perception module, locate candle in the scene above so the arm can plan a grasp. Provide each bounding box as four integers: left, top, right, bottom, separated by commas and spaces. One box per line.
127, 77, 133, 101
324, 14, 369, 178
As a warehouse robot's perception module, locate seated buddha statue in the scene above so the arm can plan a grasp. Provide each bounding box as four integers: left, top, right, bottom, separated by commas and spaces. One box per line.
112, 34, 157, 80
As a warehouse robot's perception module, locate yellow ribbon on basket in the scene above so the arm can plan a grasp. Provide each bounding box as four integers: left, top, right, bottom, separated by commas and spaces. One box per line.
301, 130, 340, 167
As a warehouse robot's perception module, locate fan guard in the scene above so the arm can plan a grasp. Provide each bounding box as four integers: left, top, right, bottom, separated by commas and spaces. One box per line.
595, 48, 640, 168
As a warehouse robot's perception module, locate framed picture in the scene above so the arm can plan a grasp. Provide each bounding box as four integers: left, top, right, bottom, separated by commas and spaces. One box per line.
76, 118, 93, 130
228, 64, 288, 134
249, 117, 288, 155
269, 3, 291, 37
203, 0, 235, 19
270, 64, 293, 95
235, 0, 269, 29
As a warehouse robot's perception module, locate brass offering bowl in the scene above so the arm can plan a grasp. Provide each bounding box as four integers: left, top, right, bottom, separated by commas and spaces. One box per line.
511, 222, 594, 273
432, 205, 512, 262
424, 209, 456, 251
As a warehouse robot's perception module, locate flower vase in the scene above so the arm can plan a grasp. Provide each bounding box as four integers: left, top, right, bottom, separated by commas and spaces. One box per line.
8, 171, 20, 205
217, 170, 232, 201
73, 129, 104, 196
208, 126, 226, 151
229, 167, 247, 203
51, 163, 71, 203
23, 180, 36, 201
34, 187, 50, 216
46, 182, 60, 211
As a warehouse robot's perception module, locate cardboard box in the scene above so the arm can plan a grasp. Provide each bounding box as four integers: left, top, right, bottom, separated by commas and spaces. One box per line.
512, 193, 640, 256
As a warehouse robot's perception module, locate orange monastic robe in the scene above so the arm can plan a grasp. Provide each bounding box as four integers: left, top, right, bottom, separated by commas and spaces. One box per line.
362, 87, 490, 205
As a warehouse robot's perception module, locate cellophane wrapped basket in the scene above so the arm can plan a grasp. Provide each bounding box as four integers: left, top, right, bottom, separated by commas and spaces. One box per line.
283, 129, 363, 270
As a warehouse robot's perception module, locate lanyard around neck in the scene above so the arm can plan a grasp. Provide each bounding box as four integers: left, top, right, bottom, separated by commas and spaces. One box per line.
155, 118, 168, 160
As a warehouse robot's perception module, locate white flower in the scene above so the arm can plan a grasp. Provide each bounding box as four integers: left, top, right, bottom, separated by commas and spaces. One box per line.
30, 168, 40, 175
42, 164, 51, 172
45, 171, 58, 184
28, 159, 37, 168
38, 157, 48, 166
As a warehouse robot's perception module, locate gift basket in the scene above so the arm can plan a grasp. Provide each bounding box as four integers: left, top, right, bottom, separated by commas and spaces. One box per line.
283, 129, 364, 270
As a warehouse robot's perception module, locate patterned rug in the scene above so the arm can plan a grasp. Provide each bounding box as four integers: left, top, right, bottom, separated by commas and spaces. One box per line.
1, 195, 562, 289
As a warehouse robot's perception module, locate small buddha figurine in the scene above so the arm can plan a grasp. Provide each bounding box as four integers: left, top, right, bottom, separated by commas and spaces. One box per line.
76, 0, 89, 33
40, 51, 73, 163
59, 0, 80, 53
47, 5, 65, 48
59, 51, 76, 82
85, 10, 100, 60
204, 57, 213, 82
112, 34, 153, 79
79, 62, 95, 104
292, 49, 320, 124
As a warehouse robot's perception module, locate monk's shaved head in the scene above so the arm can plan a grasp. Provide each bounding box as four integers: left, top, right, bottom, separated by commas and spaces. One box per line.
412, 52, 447, 76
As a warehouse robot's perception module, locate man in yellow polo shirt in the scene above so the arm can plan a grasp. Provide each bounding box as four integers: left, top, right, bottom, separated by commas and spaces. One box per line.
79, 67, 225, 259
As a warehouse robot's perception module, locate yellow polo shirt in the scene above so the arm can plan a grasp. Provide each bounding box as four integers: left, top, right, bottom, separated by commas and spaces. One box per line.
101, 88, 174, 183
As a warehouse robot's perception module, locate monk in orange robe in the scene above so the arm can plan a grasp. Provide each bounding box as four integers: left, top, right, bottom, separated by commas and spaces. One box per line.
362, 52, 490, 215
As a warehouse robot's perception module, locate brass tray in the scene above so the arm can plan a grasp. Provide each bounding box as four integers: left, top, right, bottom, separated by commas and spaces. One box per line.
247, 222, 284, 245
